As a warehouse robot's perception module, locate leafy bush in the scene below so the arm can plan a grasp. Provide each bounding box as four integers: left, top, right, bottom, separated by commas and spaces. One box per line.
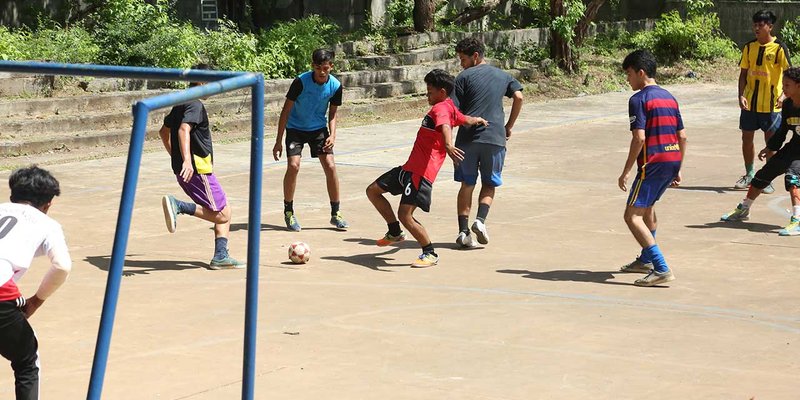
386, 0, 414, 28
133, 22, 200, 69
23, 24, 101, 64
631, 11, 737, 64
781, 16, 800, 56
257, 15, 339, 77
90, 0, 174, 66
0, 27, 26, 61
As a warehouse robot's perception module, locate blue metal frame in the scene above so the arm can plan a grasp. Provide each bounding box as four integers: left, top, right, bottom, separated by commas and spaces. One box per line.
0, 61, 263, 400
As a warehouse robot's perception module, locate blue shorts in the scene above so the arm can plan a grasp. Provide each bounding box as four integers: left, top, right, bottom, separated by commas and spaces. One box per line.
740, 110, 781, 133
454, 143, 505, 186
627, 171, 676, 208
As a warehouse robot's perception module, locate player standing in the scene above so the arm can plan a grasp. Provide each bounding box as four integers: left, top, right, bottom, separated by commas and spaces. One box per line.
617, 50, 687, 287
0, 166, 72, 399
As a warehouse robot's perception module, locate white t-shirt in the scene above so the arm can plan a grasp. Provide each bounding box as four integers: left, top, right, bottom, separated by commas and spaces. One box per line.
0, 203, 71, 301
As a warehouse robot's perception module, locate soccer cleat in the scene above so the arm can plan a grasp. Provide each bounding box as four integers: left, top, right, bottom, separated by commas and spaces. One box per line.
411, 252, 439, 268
471, 220, 489, 245
209, 255, 245, 270
761, 183, 775, 194
634, 269, 675, 287
284, 211, 301, 232
734, 175, 752, 189
329, 211, 349, 230
720, 204, 750, 221
620, 258, 653, 273
456, 231, 478, 248
778, 216, 800, 236
161, 195, 178, 233
376, 231, 406, 247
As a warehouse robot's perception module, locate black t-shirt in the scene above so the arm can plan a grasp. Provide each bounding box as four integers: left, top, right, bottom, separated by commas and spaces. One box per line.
163, 100, 214, 174
286, 77, 343, 105
452, 64, 523, 147
768, 98, 800, 151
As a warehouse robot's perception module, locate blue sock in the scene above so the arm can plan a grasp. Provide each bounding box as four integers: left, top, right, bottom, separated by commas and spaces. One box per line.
176, 199, 196, 215
214, 237, 228, 260
643, 244, 668, 273
638, 230, 657, 263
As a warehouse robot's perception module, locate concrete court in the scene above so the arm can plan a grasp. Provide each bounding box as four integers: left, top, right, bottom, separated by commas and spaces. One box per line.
0, 83, 798, 399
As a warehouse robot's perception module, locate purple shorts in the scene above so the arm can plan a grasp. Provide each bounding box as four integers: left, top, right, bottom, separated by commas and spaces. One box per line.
176, 173, 228, 212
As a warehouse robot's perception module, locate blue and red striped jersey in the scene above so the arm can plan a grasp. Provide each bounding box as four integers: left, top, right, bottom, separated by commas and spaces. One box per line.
628, 85, 684, 172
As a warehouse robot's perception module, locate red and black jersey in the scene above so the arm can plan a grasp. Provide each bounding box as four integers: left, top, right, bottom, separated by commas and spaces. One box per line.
402, 98, 466, 183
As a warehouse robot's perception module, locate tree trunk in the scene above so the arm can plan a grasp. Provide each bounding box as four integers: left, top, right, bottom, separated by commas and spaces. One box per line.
550, 0, 576, 74
451, 0, 502, 26
413, 0, 436, 32
574, 0, 606, 47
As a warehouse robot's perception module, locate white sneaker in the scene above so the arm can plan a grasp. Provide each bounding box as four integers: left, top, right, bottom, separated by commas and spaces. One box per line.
456, 231, 478, 248
471, 220, 489, 244
634, 270, 675, 287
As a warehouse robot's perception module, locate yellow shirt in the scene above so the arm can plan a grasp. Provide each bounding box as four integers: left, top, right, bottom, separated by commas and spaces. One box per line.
740, 38, 791, 113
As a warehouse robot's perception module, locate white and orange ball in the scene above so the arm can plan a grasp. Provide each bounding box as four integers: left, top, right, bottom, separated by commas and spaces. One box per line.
288, 241, 311, 264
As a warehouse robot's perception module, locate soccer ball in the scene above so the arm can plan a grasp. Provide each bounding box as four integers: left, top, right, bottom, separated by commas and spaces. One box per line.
288, 241, 311, 264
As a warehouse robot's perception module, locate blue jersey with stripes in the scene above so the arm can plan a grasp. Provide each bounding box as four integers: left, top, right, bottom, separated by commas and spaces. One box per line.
628, 85, 684, 175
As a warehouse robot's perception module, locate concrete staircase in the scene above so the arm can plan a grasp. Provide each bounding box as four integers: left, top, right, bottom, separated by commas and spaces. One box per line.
0, 30, 539, 157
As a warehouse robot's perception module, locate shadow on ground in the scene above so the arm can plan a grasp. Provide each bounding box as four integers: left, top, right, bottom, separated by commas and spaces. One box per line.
496, 269, 649, 286
685, 221, 781, 233
85, 255, 207, 276
672, 185, 742, 194
229, 223, 341, 232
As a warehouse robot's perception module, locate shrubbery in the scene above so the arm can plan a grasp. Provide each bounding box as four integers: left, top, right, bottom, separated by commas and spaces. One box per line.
781, 16, 800, 66
1, 0, 339, 79
631, 10, 737, 64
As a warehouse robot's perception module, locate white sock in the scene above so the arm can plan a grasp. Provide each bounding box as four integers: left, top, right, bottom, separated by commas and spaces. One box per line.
793, 205, 800, 218
741, 198, 754, 208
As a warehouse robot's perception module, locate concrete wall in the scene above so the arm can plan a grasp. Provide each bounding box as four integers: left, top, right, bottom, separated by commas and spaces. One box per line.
712, 1, 800, 46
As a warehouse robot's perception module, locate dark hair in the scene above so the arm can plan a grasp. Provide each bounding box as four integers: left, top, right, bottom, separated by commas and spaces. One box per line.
753, 10, 777, 25
312, 49, 335, 65
622, 49, 657, 78
455, 37, 485, 58
424, 69, 455, 95
9, 165, 61, 208
190, 63, 212, 87
784, 67, 800, 84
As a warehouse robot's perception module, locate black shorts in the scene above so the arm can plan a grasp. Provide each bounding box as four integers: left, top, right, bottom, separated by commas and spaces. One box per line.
285, 127, 331, 158
0, 300, 40, 399
375, 166, 433, 212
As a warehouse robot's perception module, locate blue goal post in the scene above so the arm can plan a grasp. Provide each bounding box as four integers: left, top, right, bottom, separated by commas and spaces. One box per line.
0, 61, 265, 400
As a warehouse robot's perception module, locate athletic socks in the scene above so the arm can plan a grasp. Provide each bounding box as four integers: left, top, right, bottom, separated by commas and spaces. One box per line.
642, 244, 668, 273
458, 215, 469, 233
214, 237, 229, 260
284, 200, 293, 213
175, 199, 196, 215
422, 243, 436, 256
330, 201, 340, 216
476, 203, 490, 223
388, 221, 402, 237
794, 206, 800, 218
638, 230, 657, 263
742, 198, 754, 209
746, 164, 755, 178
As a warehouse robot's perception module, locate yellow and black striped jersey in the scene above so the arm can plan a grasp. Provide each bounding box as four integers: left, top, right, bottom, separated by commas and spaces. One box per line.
740, 38, 791, 113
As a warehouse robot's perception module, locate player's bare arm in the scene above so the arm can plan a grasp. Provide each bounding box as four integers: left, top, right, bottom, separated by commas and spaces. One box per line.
463, 116, 488, 126
178, 122, 194, 182
618, 128, 645, 191
158, 125, 171, 153
273, 99, 294, 160
325, 104, 338, 151
673, 129, 688, 187
439, 123, 464, 163
738, 68, 749, 110
505, 90, 524, 140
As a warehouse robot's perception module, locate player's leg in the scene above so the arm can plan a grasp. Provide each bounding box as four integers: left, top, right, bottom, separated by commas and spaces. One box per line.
757, 112, 782, 193
319, 154, 348, 229
722, 148, 791, 221
283, 155, 302, 231
0, 302, 40, 400
738, 109, 758, 188
471, 144, 505, 245
621, 207, 657, 273
398, 204, 437, 268
283, 128, 305, 231
454, 143, 479, 248
368, 167, 406, 246
779, 160, 800, 236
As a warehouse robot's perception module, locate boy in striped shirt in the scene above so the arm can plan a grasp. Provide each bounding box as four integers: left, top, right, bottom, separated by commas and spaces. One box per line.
617, 50, 687, 287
